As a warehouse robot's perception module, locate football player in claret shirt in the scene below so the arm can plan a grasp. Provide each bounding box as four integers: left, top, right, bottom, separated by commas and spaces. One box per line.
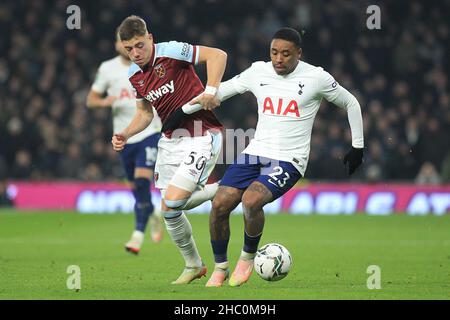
87, 30, 163, 254
189, 27, 363, 287
111, 15, 227, 284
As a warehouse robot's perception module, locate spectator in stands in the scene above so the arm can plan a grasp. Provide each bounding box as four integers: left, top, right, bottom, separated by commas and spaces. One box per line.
415, 162, 441, 185
0, 0, 448, 182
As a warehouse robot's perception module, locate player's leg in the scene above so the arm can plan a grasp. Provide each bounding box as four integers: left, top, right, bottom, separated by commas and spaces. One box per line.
229, 159, 302, 286
206, 154, 259, 287
228, 181, 273, 286
131, 167, 154, 237
161, 196, 207, 284
161, 131, 222, 284
164, 131, 222, 211
163, 183, 207, 284
153, 138, 203, 283
133, 167, 163, 243
118, 143, 142, 253
133, 133, 162, 243
163, 178, 219, 210
206, 186, 243, 287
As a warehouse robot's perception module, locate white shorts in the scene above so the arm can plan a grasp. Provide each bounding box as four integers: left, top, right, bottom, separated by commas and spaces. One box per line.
154, 130, 222, 191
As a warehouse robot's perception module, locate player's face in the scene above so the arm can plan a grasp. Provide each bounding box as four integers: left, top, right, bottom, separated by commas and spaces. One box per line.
122, 34, 154, 67
270, 39, 302, 75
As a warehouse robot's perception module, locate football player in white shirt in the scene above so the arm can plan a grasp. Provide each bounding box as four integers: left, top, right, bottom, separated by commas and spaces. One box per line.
87, 31, 163, 254
188, 27, 364, 287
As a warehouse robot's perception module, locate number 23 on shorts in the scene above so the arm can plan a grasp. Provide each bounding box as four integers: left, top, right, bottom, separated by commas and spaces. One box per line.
267, 166, 291, 188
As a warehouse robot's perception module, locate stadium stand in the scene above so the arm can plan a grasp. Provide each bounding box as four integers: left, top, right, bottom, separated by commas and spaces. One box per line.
0, 0, 448, 183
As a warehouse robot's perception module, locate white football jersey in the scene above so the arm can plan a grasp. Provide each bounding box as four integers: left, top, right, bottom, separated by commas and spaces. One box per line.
91, 56, 162, 144
220, 60, 364, 176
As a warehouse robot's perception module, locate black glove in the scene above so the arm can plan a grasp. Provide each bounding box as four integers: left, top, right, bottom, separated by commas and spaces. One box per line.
343, 147, 363, 176
161, 107, 187, 132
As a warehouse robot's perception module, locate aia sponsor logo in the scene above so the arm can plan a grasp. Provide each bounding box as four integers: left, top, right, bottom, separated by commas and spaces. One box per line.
154, 63, 166, 78
262, 97, 300, 118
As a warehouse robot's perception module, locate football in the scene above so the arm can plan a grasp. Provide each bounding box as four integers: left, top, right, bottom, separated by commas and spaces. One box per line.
254, 243, 292, 281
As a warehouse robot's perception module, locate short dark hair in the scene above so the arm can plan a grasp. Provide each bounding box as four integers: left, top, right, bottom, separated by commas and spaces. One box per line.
272, 27, 302, 48
118, 15, 147, 41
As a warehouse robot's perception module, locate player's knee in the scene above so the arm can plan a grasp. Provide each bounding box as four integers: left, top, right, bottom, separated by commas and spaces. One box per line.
212, 196, 231, 217
162, 210, 182, 220
133, 178, 153, 211
164, 198, 189, 210
242, 193, 264, 212
134, 177, 150, 193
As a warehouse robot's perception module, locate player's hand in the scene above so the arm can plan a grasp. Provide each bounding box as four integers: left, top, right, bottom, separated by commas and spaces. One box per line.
102, 96, 117, 107
190, 93, 220, 111
343, 147, 363, 175
111, 132, 128, 151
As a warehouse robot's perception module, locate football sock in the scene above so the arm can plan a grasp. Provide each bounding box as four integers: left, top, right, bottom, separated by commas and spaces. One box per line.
133, 178, 154, 232
242, 230, 262, 257
183, 182, 219, 210
163, 210, 202, 268
214, 261, 229, 270
240, 250, 256, 261
211, 239, 229, 263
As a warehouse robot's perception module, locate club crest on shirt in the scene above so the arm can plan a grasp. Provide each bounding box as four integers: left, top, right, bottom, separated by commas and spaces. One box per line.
154, 63, 166, 78
298, 82, 305, 95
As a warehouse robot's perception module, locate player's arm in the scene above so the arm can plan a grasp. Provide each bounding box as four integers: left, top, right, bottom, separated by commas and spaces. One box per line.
160, 79, 239, 132
189, 46, 227, 111
87, 63, 117, 108
111, 99, 154, 151
86, 90, 117, 108
161, 63, 255, 132
216, 61, 257, 102
327, 86, 364, 149
199, 46, 227, 89
321, 74, 364, 175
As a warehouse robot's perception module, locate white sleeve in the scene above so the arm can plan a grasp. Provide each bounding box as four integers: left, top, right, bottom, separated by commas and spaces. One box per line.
231, 64, 257, 93
319, 71, 364, 148
216, 63, 257, 101
216, 79, 240, 102
91, 63, 108, 93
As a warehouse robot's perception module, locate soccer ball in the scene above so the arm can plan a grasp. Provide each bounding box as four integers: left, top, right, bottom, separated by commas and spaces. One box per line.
254, 243, 292, 281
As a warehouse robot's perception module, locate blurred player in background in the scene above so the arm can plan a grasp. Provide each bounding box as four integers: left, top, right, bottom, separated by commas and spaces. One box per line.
87, 30, 163, 254
111, 16, 227, 284
166, 27, 364, 287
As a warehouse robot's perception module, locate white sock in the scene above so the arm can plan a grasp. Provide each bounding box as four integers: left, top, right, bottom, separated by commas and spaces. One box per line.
183, 182, 219, 210
131, 230, 144, 241
164, 211, 202, 268
214, 261, 229, 271
240, 250, 256, 261
152, 207, 162, 218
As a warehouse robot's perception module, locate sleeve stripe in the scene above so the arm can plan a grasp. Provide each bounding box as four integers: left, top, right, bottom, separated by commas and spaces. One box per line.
193, 45, 199, 65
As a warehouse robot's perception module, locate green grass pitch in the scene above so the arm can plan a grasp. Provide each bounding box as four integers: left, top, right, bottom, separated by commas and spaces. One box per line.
0, 209, 449, 300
